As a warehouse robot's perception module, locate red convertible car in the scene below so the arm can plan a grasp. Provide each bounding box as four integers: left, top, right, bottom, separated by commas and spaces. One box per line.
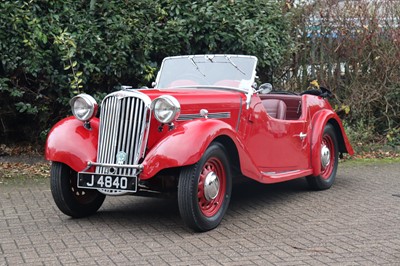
46, 54, 353, 231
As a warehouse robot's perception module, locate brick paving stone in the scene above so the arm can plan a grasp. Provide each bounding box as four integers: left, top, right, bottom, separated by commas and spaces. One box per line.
1, 162, 400, 265
4, 255, 24, 265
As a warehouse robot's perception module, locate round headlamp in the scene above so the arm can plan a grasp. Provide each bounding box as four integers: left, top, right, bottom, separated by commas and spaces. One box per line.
152, 95, 181, 123
69, 94, 98, 122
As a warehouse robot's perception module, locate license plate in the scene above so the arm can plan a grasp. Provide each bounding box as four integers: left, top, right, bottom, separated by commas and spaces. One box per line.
77, 172, 137, 192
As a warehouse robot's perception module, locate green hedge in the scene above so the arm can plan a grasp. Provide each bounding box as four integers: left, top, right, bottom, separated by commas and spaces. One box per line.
0, 0, 291, 144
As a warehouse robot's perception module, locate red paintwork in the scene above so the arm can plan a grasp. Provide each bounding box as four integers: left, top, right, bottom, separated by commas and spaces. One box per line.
141, 119, 239, 178
45, 117, 98, 173
45, 87, 353, 185
309, 108, 354, 176
142, 89, 243, 151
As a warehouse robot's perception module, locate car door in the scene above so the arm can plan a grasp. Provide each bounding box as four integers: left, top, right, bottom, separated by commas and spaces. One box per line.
244, 99, 311, 171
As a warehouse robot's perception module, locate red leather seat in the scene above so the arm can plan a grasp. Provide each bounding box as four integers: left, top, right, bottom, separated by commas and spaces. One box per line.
262, 99, 287, 120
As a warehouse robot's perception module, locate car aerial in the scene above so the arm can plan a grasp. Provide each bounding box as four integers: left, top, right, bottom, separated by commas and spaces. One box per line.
45, 54, 354, 232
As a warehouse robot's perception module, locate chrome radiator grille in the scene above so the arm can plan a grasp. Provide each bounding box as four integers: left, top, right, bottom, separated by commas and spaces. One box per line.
96, 92, 150, 176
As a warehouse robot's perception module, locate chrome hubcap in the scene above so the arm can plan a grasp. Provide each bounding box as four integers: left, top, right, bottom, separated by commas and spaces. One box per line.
321, 144, 331, 168
204, 171, 220, 201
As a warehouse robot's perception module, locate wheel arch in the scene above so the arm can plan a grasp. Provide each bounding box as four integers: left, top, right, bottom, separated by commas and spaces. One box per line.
310, 110, 353, 176
140, 119, 244, 179
327, 118, 350, 155
213, 135, 241, 178
45, 117, 99, 172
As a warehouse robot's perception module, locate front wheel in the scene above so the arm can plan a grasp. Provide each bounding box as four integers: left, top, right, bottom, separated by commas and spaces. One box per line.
50, 162, 106, 218
306, 124, 339, 190
178, 142, 232, 232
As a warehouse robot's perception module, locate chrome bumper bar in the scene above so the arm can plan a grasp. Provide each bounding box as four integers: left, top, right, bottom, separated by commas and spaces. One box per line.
86, 161, 144, 171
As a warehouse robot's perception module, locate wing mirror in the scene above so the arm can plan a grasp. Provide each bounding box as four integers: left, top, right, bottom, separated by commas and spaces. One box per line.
256, 83, 273, 94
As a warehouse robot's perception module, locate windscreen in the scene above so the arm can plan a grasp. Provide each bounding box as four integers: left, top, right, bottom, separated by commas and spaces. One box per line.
155, 55, 257, 90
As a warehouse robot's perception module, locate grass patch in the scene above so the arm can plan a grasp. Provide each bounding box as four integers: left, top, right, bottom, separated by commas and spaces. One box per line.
341, 157, 400, 166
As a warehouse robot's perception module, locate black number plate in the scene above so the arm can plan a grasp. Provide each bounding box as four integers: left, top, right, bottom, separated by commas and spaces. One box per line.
77, 172, 137, 192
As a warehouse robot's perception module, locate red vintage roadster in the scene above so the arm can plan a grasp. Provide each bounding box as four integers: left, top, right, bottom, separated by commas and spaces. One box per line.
46, 55, 353, 231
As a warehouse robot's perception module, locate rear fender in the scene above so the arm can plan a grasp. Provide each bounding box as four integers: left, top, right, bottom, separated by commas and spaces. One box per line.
310, 110, 354, 176
45, 117, 99, 172
140, 119, 259, 179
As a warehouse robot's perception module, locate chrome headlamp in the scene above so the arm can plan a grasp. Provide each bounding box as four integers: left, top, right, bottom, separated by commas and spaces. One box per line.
69, 94, 98, 122
151, 95, 180, 123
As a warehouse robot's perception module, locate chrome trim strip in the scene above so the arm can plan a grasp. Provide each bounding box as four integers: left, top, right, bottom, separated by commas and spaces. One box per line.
88, 161, 143, 171
262, 170, 301, 176
177, 112, 231, 121
101, 89, 152, 107
236, 96, 242, 131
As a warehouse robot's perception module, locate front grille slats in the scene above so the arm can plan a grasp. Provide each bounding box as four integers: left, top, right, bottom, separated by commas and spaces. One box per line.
133, 100, 143, 161
96, 92, 150, 177
116, 98, 127, 175
127, 99, 139, 172
120, 98, 131, 176
109, 97, 120, 169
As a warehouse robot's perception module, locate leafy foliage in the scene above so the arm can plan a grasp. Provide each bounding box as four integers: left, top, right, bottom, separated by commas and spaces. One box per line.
279, 0, 400, 145
0, 0, 292, 144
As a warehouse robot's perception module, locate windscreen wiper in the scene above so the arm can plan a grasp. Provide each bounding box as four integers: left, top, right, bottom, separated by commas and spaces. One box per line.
188, 56, 206, 77
225, 55, 246, 75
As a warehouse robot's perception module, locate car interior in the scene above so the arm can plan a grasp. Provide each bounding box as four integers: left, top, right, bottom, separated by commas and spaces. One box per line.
259, 94, 303, 120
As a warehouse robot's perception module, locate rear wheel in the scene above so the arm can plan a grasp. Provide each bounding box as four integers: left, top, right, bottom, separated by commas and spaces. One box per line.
306, 124, 339, 190
178, 142, 232, 232
50, 162, 106, 217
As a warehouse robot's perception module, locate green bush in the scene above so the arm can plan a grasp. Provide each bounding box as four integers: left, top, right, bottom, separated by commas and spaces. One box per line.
151, 0, 291, 78
0, 0, 293, 145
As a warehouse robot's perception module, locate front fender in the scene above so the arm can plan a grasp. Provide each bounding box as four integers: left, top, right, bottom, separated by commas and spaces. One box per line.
310, 110, 354, 176
45, 116, 99, 172
140, 119, 239, 179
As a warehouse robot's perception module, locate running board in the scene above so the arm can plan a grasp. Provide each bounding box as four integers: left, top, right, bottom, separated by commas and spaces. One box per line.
259, 169, 313, 184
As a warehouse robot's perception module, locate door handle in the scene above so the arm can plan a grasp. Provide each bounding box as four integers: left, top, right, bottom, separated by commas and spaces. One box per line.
294, 132, 307, 140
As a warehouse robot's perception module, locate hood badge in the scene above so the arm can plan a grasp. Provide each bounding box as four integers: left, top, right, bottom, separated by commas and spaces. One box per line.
116, 151, 128, 165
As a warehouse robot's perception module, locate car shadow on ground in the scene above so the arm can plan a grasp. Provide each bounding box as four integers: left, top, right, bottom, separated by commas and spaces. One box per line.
63, 177, 313, 232
232, 176, 310, 200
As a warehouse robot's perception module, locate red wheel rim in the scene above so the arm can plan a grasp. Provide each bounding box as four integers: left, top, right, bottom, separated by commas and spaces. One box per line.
320, 134, 335, 180
197, 157, 226, 217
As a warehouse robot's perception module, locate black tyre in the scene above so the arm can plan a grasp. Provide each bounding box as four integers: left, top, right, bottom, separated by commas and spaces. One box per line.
178, 142, 232, 232
50, 162, 106, 218
306, 124, 339, 190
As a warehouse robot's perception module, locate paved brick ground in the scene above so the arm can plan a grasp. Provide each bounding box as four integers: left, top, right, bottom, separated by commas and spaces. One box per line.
1, 161, 400, 265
